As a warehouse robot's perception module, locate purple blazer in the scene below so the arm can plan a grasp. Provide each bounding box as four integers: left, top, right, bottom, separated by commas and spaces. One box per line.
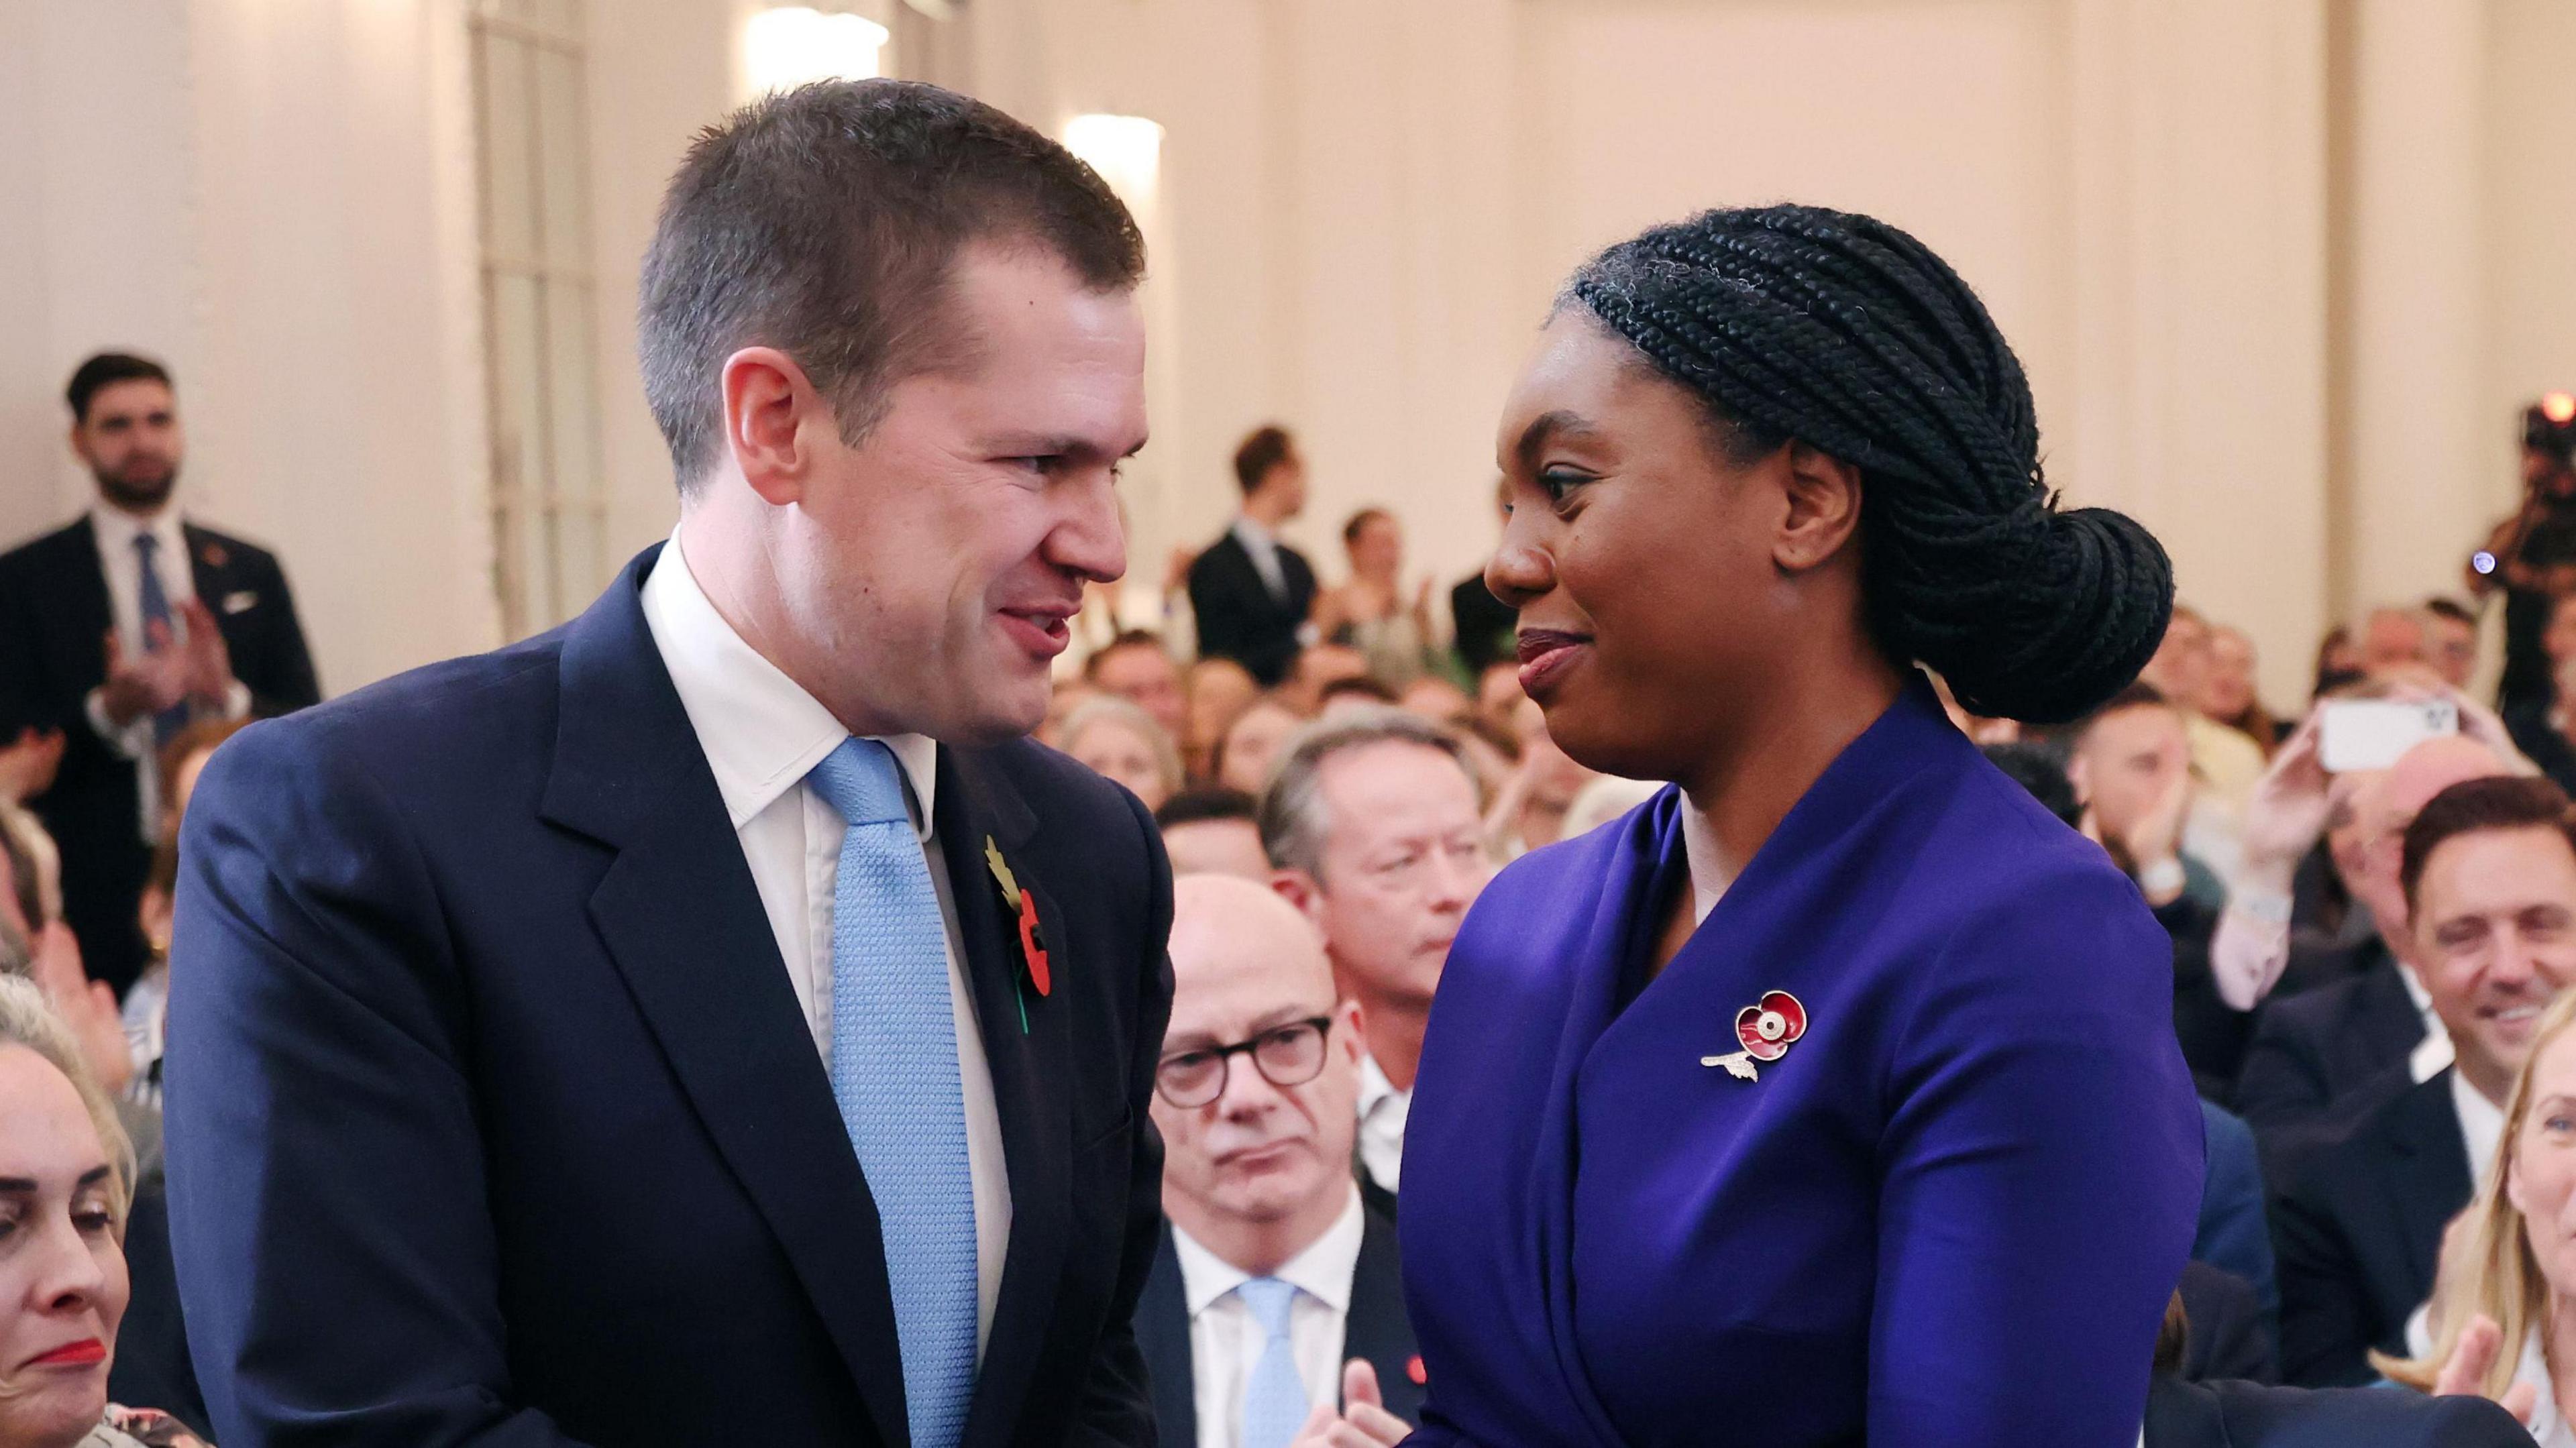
1399, 679, 2201, 1446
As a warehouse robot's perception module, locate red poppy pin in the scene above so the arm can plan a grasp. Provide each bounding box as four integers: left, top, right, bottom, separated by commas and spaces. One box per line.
985, 837, 1051, 1029
1406, 1355, 1428, 1386
1701, 990, 1807, 1082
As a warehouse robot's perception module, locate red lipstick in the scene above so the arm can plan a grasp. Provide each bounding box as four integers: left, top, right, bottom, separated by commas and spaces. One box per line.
29, 1338, 105, 1368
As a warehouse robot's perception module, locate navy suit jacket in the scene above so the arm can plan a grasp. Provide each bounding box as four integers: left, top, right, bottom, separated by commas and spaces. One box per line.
0, 515, 319, 992
1184, 531, 1314, 688
2232, 946, 2422, 1138
2271, 1070, 2471, 1389
2143, 1376, 2529, 1447
1134, 1203, 1424, 1447
163, 547, 1175, 1447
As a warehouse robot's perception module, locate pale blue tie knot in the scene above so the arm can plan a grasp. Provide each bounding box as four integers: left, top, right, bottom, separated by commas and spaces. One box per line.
809, 736, 914, 827
806, 735, 977, 1448
1238, 1276, 1307, 1448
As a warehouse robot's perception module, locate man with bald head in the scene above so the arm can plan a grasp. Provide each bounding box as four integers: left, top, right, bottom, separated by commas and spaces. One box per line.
2232, 730, 2520, 1138
1132, 875, 1422, 1448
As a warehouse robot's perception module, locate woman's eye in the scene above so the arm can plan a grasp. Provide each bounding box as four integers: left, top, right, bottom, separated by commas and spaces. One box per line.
1538, 469, 1591, 506
73, 1209, 113, 1235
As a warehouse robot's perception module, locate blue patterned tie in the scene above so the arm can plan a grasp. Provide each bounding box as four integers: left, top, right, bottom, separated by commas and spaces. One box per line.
808, 738, 978, 1448
1238, 1276, 1307, 1448
131, 533, 189, 746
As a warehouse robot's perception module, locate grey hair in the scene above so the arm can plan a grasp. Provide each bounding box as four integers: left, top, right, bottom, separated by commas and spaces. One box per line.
1259, 706, 1478, 879
1061, 695, 1183, 801
0, 973, 136, 1222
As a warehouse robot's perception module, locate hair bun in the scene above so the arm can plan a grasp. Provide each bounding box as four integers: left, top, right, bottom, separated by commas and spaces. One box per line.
1910, 505, 2174, 725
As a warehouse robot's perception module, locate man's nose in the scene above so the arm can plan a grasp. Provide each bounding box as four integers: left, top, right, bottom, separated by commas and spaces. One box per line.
1049, 471, 1128, 583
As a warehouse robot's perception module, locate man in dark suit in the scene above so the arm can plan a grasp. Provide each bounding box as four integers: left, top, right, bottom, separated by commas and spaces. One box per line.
1188, 427, 1316, 687
1136, 875, 1421, 1448
0, 352, 317, 995
166, 81, 1172, 1447
2231, 939, 2423, 1141
1448, 478, 1515, 679
2271, 775, 2576, 1387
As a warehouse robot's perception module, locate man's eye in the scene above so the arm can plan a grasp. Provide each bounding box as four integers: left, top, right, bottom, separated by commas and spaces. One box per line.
1538, 469, 1589, 504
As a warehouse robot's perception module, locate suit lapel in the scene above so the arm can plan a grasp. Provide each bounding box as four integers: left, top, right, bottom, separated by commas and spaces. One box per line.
2382, 1072, 2473, 1297
540, 549, 910, 1448
49, 518, 114, 675
941, 747, 1077, 1448
1344, 1207, 1426, 1424
1133, 1227, 1199, 1448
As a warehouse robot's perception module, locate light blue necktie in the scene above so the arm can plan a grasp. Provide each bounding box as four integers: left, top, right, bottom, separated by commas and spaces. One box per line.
808, 738, 978, 1448
1238, 1276, 1307, 1448
131, 533, 189, 746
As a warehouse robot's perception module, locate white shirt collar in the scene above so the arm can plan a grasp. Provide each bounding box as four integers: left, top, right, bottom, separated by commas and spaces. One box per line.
2453, 1066, 2508, 1188
639, 532, 937, 838
1230, 515, 1280, 555
1356, 1052, 1405, 1118
90, 500, 186, 561
1171, 1184, 1365, 1319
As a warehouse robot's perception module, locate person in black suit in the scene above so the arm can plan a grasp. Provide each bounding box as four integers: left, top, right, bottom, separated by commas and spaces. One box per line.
1138, 875, 1422, 1448
1188, 427, 1316, 687
2145, 1286, 2529, 1447
2232, 733, 2520, 1150
165, 81, 1173, 1447
2271, 775, 2576, 1388
0, 352, 317, 995
1447, 478, 1516, 678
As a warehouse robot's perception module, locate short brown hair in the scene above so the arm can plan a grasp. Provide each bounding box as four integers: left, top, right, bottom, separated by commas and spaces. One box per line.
1234, 425, 1296, 494
639, 80, 1144, 488
2401, 775, 2576, 912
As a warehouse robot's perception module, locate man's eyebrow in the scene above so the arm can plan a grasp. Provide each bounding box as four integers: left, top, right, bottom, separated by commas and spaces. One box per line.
980, 433, 1150, 461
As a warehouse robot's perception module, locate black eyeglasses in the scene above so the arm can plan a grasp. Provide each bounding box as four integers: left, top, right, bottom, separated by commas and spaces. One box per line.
1155, 1016, 1336, 1109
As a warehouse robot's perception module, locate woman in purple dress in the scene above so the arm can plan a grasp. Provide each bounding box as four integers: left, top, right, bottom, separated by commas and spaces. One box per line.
1393, 205, 2203, 1447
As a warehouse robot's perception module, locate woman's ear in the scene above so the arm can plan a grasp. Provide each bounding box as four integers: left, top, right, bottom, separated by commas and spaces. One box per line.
1772, 442, 1864, 575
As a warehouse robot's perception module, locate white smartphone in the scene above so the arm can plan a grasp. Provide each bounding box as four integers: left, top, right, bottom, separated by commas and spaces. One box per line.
2318, 698, 2459, 773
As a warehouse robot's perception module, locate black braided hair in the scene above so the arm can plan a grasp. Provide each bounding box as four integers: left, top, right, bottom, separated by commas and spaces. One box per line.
1565, 203, 2171, 724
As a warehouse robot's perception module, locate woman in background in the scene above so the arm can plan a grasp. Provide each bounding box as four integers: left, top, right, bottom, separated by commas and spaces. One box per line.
1313, 508, 1438, 690
1390, 204, 2200, 1448
1057, 696, 1181, 814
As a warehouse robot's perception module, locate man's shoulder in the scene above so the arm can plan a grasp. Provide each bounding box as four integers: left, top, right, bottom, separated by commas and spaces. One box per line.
0, 516, 95, 579
1189, 531, 1248, 578
216, 634, 565, 791
976, 734, 1155, 840
180, 520, 284, 573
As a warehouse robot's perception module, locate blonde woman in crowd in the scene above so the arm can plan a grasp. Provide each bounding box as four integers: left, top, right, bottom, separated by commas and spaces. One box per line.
1058, 696, 1181, 814
0, 974, 208, 1447
2382, 983, 2576, 1438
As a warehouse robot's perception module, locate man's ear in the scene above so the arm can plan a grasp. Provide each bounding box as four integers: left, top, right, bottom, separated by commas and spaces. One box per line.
1772, 441, 1865, 575
1271, 868, 1323, 922
1338, 997, 1368, 1063
719, 346, 824, 507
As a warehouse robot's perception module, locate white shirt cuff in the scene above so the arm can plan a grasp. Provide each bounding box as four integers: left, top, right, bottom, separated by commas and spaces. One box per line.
221, 679, 252, 721
83, 687, 152, 761
2211, 907, 2291, 1012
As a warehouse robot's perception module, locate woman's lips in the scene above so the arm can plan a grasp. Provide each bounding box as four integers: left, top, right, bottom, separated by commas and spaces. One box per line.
1515, 629, 1592, 698
28, 1338, 105, 1368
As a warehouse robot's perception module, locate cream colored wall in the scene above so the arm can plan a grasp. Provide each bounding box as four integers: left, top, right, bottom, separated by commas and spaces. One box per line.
2, 0, 2569, 712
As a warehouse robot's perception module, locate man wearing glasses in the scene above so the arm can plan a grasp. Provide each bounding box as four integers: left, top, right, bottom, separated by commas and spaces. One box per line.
1132, 874, 1423, 1448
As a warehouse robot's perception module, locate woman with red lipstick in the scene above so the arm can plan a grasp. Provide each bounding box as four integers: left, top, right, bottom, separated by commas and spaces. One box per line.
0, 977, 206, 1448
1392, 205, 2202, 1448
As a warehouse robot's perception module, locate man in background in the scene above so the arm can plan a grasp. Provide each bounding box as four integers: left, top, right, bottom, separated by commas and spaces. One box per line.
2273, 775, 2576, 1386
1191, 427, 1316, 687
1263, 711, 1490, 1217
2471, 394, 2576, 716
1137, 874, 1421, 1448
0, 352, 317, 995
1088, 628, 1189, 740
2142, 603, 2267, 816
1448, 478, 1515, 677
1159, 787, 1271, 881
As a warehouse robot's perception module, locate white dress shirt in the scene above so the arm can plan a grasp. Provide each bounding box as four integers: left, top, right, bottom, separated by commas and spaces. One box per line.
83, 502, 250, 838
1171, 1187, 1366, 1448
1355, 1054, 1409, 1198
1230, 516, 1289, 604
2453, 1068, 2506, 1190
639, 531, 1011, 1357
